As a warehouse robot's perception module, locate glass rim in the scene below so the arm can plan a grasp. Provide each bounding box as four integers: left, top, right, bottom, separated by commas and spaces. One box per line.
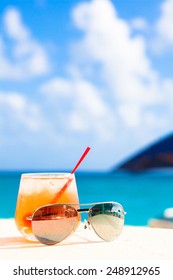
21, 172, 74, 178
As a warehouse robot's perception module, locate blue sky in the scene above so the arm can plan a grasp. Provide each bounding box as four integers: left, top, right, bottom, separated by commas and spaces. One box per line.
0, 0, 173, 171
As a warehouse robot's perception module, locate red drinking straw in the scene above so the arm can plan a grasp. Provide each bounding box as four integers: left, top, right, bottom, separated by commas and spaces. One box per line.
71, 146, 91, 174
51, 146, 91, 203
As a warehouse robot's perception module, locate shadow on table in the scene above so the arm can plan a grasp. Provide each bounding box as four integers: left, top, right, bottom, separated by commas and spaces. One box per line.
0, 232, 103, 249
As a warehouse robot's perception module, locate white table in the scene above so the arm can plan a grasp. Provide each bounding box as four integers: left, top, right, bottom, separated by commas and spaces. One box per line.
0, 219, 173, 260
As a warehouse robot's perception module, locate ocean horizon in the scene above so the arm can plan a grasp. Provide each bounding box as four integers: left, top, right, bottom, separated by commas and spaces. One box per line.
1, 169, 173, 226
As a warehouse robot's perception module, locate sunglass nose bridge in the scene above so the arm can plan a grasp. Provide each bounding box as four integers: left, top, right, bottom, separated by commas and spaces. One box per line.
84, 219, 91, 230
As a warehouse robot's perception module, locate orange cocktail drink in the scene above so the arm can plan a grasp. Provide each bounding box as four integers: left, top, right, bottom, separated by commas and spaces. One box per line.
15, 173, 79, 241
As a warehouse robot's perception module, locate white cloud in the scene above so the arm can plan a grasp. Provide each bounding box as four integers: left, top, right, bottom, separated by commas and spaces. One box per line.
67, 0, 173, 164
0, 7, 50, 80
130, 18, 148, 31
0, 90, 69, 170
157, 0, 173, 42
41, 77, 116, 140
41, 77, 72, 98
71, 0, 164, 124
0, 92, 43, 131
39, 0, 173, 160
154, 0, 173, 51
3, 8, 30, 41
118, 104, 141, 128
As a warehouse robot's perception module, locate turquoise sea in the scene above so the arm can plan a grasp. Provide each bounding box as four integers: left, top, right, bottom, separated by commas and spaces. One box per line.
1, 171, 173, 226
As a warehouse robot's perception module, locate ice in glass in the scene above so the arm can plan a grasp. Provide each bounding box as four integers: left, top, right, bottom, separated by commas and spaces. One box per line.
15, 173, 79, 241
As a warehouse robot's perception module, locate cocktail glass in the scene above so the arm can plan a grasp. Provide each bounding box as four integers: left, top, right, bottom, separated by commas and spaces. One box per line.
15, 173, 79, 241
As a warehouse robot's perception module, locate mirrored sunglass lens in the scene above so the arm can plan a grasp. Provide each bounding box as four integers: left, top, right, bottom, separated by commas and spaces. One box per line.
89, 203, 125, 241
32, 205, 78, 245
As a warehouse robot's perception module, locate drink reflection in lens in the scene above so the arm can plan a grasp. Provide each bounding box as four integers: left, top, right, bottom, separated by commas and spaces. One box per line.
32, 205, 79, 245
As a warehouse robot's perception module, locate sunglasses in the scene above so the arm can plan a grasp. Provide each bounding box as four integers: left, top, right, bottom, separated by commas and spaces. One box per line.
27, 202, 126, 245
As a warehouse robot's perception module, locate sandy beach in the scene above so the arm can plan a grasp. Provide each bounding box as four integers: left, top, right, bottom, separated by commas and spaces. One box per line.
0, 219, 173, 260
